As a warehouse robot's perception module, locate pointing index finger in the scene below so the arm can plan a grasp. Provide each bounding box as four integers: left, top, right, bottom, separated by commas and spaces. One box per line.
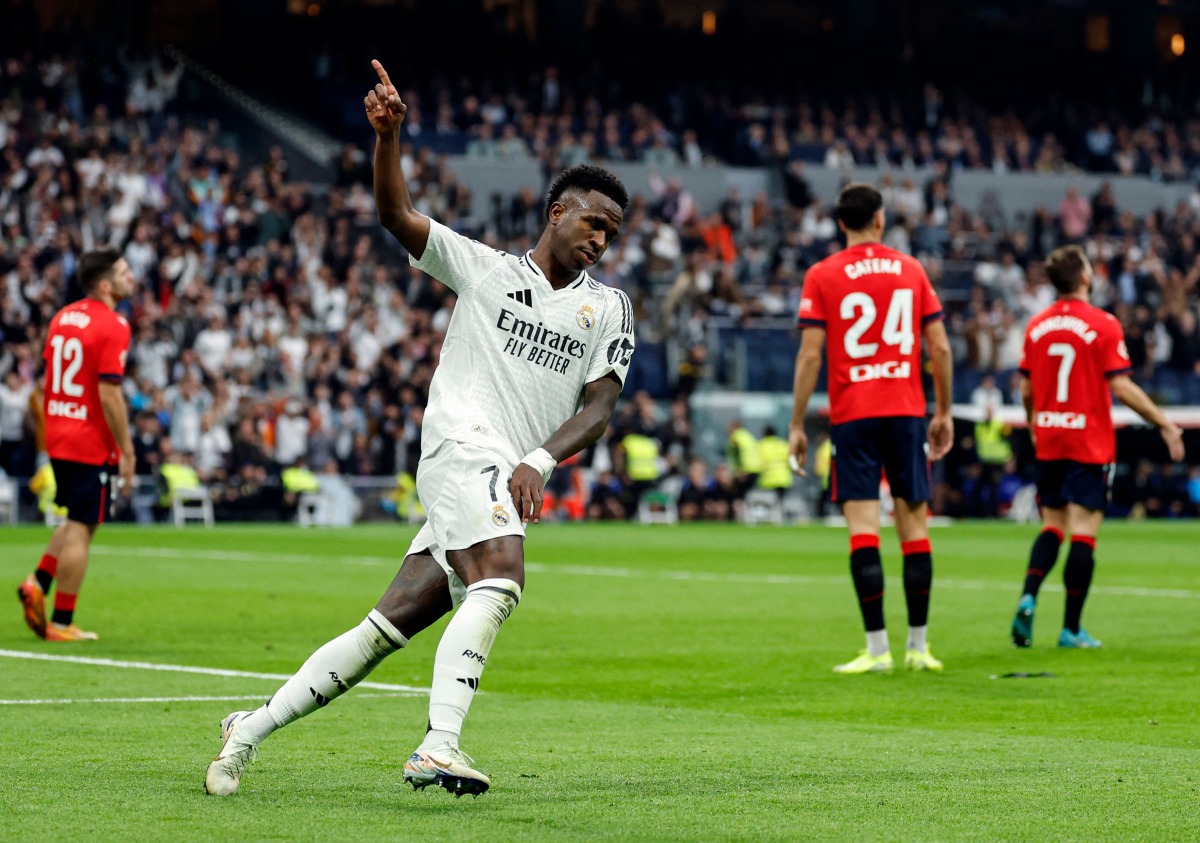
371, 59, 396, 94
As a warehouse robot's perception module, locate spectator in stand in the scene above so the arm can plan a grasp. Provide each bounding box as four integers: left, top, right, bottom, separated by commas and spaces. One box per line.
193, 314, 232, 378
195, 411, 232, 482
587, 469, 627, 520
275, 399, 310, 468
706, 463, 743, 521
1161, 306, 1200, 403
1058, 187, 1091, 243
131, 411, 164, 476
657, 398, 693, 472
970, 373, 1005, 410
0, 370, 33, 476
167, 375, 210, 455
1187, 467, 1200, 517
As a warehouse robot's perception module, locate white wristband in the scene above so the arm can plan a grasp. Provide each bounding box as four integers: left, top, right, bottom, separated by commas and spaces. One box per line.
520, 448, 557, 484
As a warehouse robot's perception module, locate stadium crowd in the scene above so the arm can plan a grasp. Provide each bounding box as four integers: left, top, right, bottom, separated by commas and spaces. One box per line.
1, 51, 1198, 522
301, 48, 1200, 183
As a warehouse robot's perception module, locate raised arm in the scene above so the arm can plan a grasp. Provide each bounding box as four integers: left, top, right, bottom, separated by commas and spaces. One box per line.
1109, 374, 1186, 461
365, 60, 430, 258
508, 373, 623, 524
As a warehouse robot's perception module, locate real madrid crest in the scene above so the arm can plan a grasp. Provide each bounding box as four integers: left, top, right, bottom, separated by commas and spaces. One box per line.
491, 505, 510, 526
576, 305, 595, 330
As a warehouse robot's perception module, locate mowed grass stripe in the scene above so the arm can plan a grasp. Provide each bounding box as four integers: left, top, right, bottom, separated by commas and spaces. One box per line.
6, 538, 1199, 599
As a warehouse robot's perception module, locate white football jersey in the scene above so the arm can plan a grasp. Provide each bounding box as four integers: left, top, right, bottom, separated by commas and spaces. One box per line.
410, 219, 635, 467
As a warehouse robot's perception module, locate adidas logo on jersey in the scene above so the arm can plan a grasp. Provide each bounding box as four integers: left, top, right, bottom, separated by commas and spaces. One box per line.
506, 289, 533, 307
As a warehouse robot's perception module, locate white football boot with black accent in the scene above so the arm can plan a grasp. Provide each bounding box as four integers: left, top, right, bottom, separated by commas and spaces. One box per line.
204, 711, 259, 796
403, 744, 491, 797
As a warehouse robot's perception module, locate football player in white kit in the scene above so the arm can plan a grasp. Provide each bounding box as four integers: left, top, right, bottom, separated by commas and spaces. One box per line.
205, 60, 634, 798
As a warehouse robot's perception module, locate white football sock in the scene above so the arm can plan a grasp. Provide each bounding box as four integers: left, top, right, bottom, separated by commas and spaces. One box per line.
239, 610, 407, 744
421, 579, 521, 749
865, 629, 890, 658
906, 625, 927, 652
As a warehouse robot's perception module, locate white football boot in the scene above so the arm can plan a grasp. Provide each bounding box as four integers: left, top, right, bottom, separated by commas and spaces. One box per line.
403, 744, 490, 797
204, 711, 259, 796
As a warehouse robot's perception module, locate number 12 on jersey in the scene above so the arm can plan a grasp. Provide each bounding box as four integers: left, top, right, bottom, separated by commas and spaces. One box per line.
840, 289, 914, 358
49, 334, 85, 397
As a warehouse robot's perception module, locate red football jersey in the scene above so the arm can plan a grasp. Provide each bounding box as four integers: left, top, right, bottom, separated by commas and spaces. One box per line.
797, 243, 943, 424
42, 299, 131, 465
1019, 298, 1130, 464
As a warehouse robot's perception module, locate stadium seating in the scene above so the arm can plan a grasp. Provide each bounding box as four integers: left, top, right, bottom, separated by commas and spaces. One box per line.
172, 488, 215, 528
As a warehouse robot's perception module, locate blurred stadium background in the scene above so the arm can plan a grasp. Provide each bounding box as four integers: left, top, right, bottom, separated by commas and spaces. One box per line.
2, 0, 1200, 529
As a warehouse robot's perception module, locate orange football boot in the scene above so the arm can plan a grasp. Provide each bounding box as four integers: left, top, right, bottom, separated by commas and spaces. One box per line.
16, 575, 46, 638
44, 623, 99, 642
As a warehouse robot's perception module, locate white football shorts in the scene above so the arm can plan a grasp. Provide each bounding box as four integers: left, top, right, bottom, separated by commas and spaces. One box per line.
404, 440, 526, 606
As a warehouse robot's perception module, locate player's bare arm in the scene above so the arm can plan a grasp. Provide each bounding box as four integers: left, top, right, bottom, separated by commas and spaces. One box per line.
1019, 374, 1036, 447
366, 59, 430, 258
98, 381, 135, 494
1109, 375, 1186, 462
510, 373, 623, 524
923, 319, 954, 460
788, 327, 825, 475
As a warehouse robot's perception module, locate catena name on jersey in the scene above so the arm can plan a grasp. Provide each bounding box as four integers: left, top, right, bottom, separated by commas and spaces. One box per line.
497, 307, 588, 374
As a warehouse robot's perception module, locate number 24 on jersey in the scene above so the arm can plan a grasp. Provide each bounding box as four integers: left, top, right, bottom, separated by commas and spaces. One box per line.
840, 289, 915, 358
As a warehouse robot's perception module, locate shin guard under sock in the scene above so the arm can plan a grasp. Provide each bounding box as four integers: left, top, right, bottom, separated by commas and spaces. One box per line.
1023, 526, 1064, 599
1063, 536, 1096, 634
849, 534, 885, 634
424, 579, 521, 746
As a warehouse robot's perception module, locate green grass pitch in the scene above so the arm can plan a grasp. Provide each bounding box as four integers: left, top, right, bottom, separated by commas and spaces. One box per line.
1, 521, 1197, 841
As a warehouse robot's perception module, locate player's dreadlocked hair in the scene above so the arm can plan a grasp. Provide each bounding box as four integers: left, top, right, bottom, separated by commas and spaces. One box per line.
544, 164, 629, 219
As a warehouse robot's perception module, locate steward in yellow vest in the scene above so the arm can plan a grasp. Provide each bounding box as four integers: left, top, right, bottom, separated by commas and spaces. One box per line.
727, 420, 762, 495
757, 426, 793, 494
160, 461, 202, 507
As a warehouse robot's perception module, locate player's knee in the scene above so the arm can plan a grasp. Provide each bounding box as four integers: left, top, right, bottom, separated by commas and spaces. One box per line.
375, 555, 455, 638
361, 610, 409, 657
464, 578, 522, 625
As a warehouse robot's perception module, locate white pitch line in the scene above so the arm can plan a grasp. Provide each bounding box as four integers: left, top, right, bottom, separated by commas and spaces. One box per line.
0, 691, 417, 706
0, 649, 426, 692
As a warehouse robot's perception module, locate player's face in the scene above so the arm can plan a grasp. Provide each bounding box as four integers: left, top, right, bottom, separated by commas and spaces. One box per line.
549, 191, 623, 271
104, 258, 136, 301
1080, 257, 1094, 297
